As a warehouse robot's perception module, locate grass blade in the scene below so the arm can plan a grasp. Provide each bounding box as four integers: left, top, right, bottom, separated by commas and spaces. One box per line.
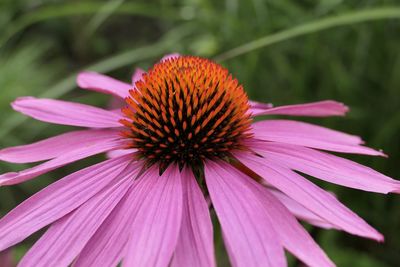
214, 7, 400, 61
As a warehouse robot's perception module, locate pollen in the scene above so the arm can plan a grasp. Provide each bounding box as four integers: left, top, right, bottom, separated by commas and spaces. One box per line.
120, 56, 253, 169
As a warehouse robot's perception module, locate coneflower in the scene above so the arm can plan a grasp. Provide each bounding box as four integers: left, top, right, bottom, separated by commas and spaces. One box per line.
0, 54, 398, 267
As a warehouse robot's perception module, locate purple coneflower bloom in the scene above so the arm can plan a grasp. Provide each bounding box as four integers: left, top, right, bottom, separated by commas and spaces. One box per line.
0, 54, 398, 267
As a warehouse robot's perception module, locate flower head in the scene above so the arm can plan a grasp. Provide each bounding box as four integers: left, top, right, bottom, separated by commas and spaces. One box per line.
121, 56, 252, 169
0, 54, 399, 267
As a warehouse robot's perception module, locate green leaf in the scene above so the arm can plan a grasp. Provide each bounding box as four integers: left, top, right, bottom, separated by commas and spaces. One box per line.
0, 2, 182, 49
214, 7, 400, 61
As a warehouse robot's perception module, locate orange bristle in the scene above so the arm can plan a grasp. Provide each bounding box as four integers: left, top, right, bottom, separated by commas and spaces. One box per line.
121, 56, 253, 168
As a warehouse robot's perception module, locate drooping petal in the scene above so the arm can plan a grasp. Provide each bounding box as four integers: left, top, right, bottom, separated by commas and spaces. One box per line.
250, 180, 334, 267
253, 119, 361, 144
11, 97, 122, 128
160, 53, 181, 62
77, 71, 132, 99
250, 100, 348, 117
106, 148, 136, 159
0, 154, 133, 251
74, 181, 140, 267
270, 189, 338, 230
76, 160, 179, 267
204, 160, 286, 267
0, 129, 120, 163
236, 151, 383, 241
131, 68, 145, 85
0, 139, 128, 186
123, 165, 183, 267
255, 142, 400, 194
18, 162, 140, 267
251, 119, 384, 156
171, 167, 216, 267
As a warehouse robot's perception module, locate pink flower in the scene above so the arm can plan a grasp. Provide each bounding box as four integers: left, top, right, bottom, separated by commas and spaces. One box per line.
0, 54, 398, 267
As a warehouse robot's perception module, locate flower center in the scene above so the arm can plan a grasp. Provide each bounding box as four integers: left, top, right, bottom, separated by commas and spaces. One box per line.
120, 56, 253, 169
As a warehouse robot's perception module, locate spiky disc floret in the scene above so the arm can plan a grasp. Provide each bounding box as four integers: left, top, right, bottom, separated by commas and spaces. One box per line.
120, 56, 253, 169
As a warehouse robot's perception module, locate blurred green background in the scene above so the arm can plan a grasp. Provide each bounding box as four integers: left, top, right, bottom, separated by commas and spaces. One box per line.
0, 0, 399, 266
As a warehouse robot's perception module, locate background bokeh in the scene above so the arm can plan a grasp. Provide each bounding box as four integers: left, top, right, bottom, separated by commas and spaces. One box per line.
0, 0, 399, 266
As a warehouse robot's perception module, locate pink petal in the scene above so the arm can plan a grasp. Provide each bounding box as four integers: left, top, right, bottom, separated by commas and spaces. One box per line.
18, 162, 139, 267
111, 108, 124, 116
236, 151, 384, 241
75, 160, 172, 267
270, 189, 338, 230
123, 165, 183, 267
160, 53, 181, 62
171, 167, 216, 267
251, 119, 384, 156
0, 138, 127, 186
0, 155, 133, 251
131, 68, 145, 85
106, 148, 136, 159
74, 182, 139, 267
255, 142, 400, 194
204, 160, 286, 267
253, 119, 361, 144
250, 181, 334, 267
0, 129, 120, 163
12, 97, 122, 128
250, 100, 348, 117
77, 71, 132, 99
